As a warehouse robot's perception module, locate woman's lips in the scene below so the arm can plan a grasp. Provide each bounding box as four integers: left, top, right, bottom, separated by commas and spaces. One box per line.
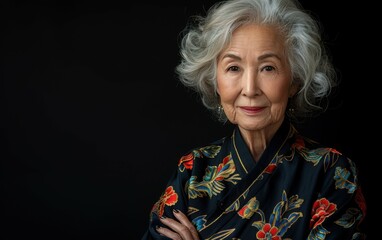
240, 106, 266, 114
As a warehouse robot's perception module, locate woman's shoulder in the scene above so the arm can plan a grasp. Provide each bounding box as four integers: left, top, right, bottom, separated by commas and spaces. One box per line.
176, 135, 228, 172
181, 136, 227, 159
291, 132, 356, 169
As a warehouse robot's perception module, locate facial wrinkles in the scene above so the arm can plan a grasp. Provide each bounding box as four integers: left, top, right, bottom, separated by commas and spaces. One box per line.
232, 27, 285, 61
224, 104, 237, 123
218, 24, 291, 128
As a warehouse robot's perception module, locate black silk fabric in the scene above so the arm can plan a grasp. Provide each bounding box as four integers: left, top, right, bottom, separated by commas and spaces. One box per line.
142, 119, 366, 240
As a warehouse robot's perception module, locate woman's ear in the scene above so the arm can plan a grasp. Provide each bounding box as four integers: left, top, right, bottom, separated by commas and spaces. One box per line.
216, 82, 220, 95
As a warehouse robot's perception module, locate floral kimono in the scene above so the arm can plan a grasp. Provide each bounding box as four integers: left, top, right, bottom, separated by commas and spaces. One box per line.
142, 119, 367, 239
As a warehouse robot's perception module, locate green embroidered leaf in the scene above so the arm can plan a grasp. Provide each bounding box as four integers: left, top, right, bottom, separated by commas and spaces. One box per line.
288, 194, 304, 210
199, 145, 221, 158
335, 208, 361, 228
334, 167, 357, 193
278, 212, 303, 236
251, 221, 263, 230
307, 225, 330, 240
187, 155, 241, 199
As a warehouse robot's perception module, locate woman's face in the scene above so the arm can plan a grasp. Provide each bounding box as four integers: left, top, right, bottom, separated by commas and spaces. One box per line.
217, 24, 296, 132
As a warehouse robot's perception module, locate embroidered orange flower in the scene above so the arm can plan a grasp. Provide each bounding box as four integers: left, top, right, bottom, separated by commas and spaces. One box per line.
178, 153, 194, 170
256, 223, 281, 240
310, 198, 337, 229
153, 186, 178, 217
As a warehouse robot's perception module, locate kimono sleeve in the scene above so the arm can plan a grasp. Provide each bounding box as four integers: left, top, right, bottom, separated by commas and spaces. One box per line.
307, 154, 367, 240
141, 153, 194, 240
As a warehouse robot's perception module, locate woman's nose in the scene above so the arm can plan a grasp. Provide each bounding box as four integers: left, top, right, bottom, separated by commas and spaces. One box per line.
242, 70, 261, 97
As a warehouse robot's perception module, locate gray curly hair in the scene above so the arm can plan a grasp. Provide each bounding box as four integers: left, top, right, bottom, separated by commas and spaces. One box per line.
175, 0, 337, 123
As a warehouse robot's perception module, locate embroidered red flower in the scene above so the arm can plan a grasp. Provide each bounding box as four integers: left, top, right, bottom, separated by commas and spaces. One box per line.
264, 163, 277, 174
178, 153, 194, 170
292, 135, 305, 150
153, 186, 178, 217
215, 155, 231, 181
256, 223, 281, 240
310, 198, 337, 229
327, 148, 341, 154
238, 205, 249, 218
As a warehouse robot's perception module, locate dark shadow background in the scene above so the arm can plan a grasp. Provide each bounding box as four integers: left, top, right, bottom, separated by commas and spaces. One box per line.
1, 0, 376, 239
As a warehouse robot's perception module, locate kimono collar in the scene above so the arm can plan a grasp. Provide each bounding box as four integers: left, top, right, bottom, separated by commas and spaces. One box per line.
231, 118, 292, 174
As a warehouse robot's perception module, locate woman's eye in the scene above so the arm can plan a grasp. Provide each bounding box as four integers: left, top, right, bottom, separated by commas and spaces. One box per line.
262, 66, 275, 72
227, 66, 239, 72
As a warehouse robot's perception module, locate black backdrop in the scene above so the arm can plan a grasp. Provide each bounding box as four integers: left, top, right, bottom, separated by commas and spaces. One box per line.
1, 1, 376, 239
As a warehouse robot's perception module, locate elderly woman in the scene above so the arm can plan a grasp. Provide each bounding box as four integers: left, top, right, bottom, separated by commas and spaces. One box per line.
142, 0, 366, 239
